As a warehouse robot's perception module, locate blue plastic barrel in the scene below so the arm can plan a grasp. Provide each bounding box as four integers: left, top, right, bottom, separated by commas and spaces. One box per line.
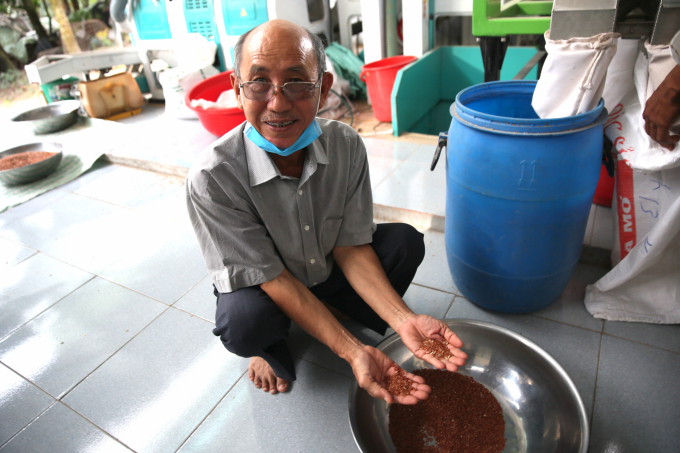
441, 81, 607, 313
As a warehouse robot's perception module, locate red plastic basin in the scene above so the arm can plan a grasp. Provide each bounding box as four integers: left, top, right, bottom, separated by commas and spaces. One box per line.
185, 70, 246, 136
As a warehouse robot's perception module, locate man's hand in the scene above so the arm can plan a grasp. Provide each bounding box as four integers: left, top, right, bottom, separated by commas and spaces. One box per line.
397, 314, 468, 372
349, 345, 431, 405
643, 65, 680, 151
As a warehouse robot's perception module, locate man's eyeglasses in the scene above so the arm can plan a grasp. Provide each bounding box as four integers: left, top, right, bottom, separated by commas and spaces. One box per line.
238, 80, 321, 102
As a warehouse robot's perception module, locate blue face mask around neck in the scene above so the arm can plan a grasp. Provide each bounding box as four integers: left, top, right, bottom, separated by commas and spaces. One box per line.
244, 119, 322, 157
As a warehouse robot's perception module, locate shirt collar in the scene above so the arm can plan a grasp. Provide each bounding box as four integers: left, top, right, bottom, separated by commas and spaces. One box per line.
243, 126, 328, 187
308, 135, 329, 166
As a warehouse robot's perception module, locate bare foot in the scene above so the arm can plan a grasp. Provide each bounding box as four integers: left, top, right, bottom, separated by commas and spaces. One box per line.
248, 357, 289, 395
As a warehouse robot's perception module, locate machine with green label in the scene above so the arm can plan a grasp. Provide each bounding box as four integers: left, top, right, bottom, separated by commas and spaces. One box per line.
214, 0, 270, 70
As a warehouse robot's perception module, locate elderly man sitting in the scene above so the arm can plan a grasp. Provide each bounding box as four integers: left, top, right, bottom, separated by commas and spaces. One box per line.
186, 19, 467, 403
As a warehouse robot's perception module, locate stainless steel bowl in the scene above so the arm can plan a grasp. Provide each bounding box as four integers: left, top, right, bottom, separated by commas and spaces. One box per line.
348, 319, 588, 453
10, 100, 80, 134
0, 142, 63, 185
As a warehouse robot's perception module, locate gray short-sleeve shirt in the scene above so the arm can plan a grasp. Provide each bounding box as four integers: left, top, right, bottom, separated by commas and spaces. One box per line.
186, 118, 376, 293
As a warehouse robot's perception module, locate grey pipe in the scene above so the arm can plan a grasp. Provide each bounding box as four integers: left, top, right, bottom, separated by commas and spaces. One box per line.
111, 0, 128, 23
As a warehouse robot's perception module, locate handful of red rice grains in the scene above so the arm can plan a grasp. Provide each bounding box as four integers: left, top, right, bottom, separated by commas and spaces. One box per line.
418, 338, 452, 360
385, 364, 415, 397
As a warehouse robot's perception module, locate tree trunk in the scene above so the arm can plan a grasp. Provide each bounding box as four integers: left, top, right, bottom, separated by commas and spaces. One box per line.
46, 0, 81, 54
21, 0, 49, 41
42, 0, 53, 35
69, 0, 79, 12
0, 43, 18, 73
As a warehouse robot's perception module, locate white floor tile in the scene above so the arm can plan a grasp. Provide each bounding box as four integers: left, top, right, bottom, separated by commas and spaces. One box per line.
372, 160, 446, 217
0, 277, 166, 398
589, 336, 680, 453
367, 155, 402, 190
533, 263, 607, 332
173, 275, 215, 322
0, 253, 94, 341
73, 165, 168, 207
403, 284, 455, 319
63, 308, 248, 453
97, 225, 207, 304
0, 238, 36, 273
177, 360, 358, 453
0, 188, 69, 230
413, 230, 460, 294
0, 402, 131, 453
406, 144, 438, 165
363, 137, 419, 160
604, 319, 680, 354
0, 364, 54, 446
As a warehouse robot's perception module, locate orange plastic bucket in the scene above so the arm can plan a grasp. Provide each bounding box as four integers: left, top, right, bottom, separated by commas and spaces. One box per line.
360, 55, 417, 122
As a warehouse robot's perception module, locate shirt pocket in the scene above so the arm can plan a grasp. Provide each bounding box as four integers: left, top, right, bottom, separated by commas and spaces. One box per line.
321, 218, 343, 255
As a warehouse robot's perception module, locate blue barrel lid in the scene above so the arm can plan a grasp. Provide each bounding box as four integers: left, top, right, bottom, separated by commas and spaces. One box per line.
452, 81, 605, 135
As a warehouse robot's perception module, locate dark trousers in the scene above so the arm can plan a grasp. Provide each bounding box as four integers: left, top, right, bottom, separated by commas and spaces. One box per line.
212, 223, 425, 382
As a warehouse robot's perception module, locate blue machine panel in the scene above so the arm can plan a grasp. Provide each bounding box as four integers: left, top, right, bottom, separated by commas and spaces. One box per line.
134, 0, 172, 40
223, 0, 268, 35
185, 0, 217, 41
184, 0, 225, 70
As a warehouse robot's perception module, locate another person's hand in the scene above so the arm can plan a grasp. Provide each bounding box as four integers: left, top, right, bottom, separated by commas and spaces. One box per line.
397, 314, 468, 372
349, 345, 431, 404
643, 65, 680, 151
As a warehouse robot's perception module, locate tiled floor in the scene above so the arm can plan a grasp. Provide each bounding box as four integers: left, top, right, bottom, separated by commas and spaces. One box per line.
1, 103, 677, 452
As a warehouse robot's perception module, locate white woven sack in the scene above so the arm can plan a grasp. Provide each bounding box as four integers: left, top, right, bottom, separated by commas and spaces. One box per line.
532, 31, 620, 119
608, 158, 680, 267
601, 38, 639, 113
618, 41, 680, 172
584, 179, 680, 323
584, 40, 680, 324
